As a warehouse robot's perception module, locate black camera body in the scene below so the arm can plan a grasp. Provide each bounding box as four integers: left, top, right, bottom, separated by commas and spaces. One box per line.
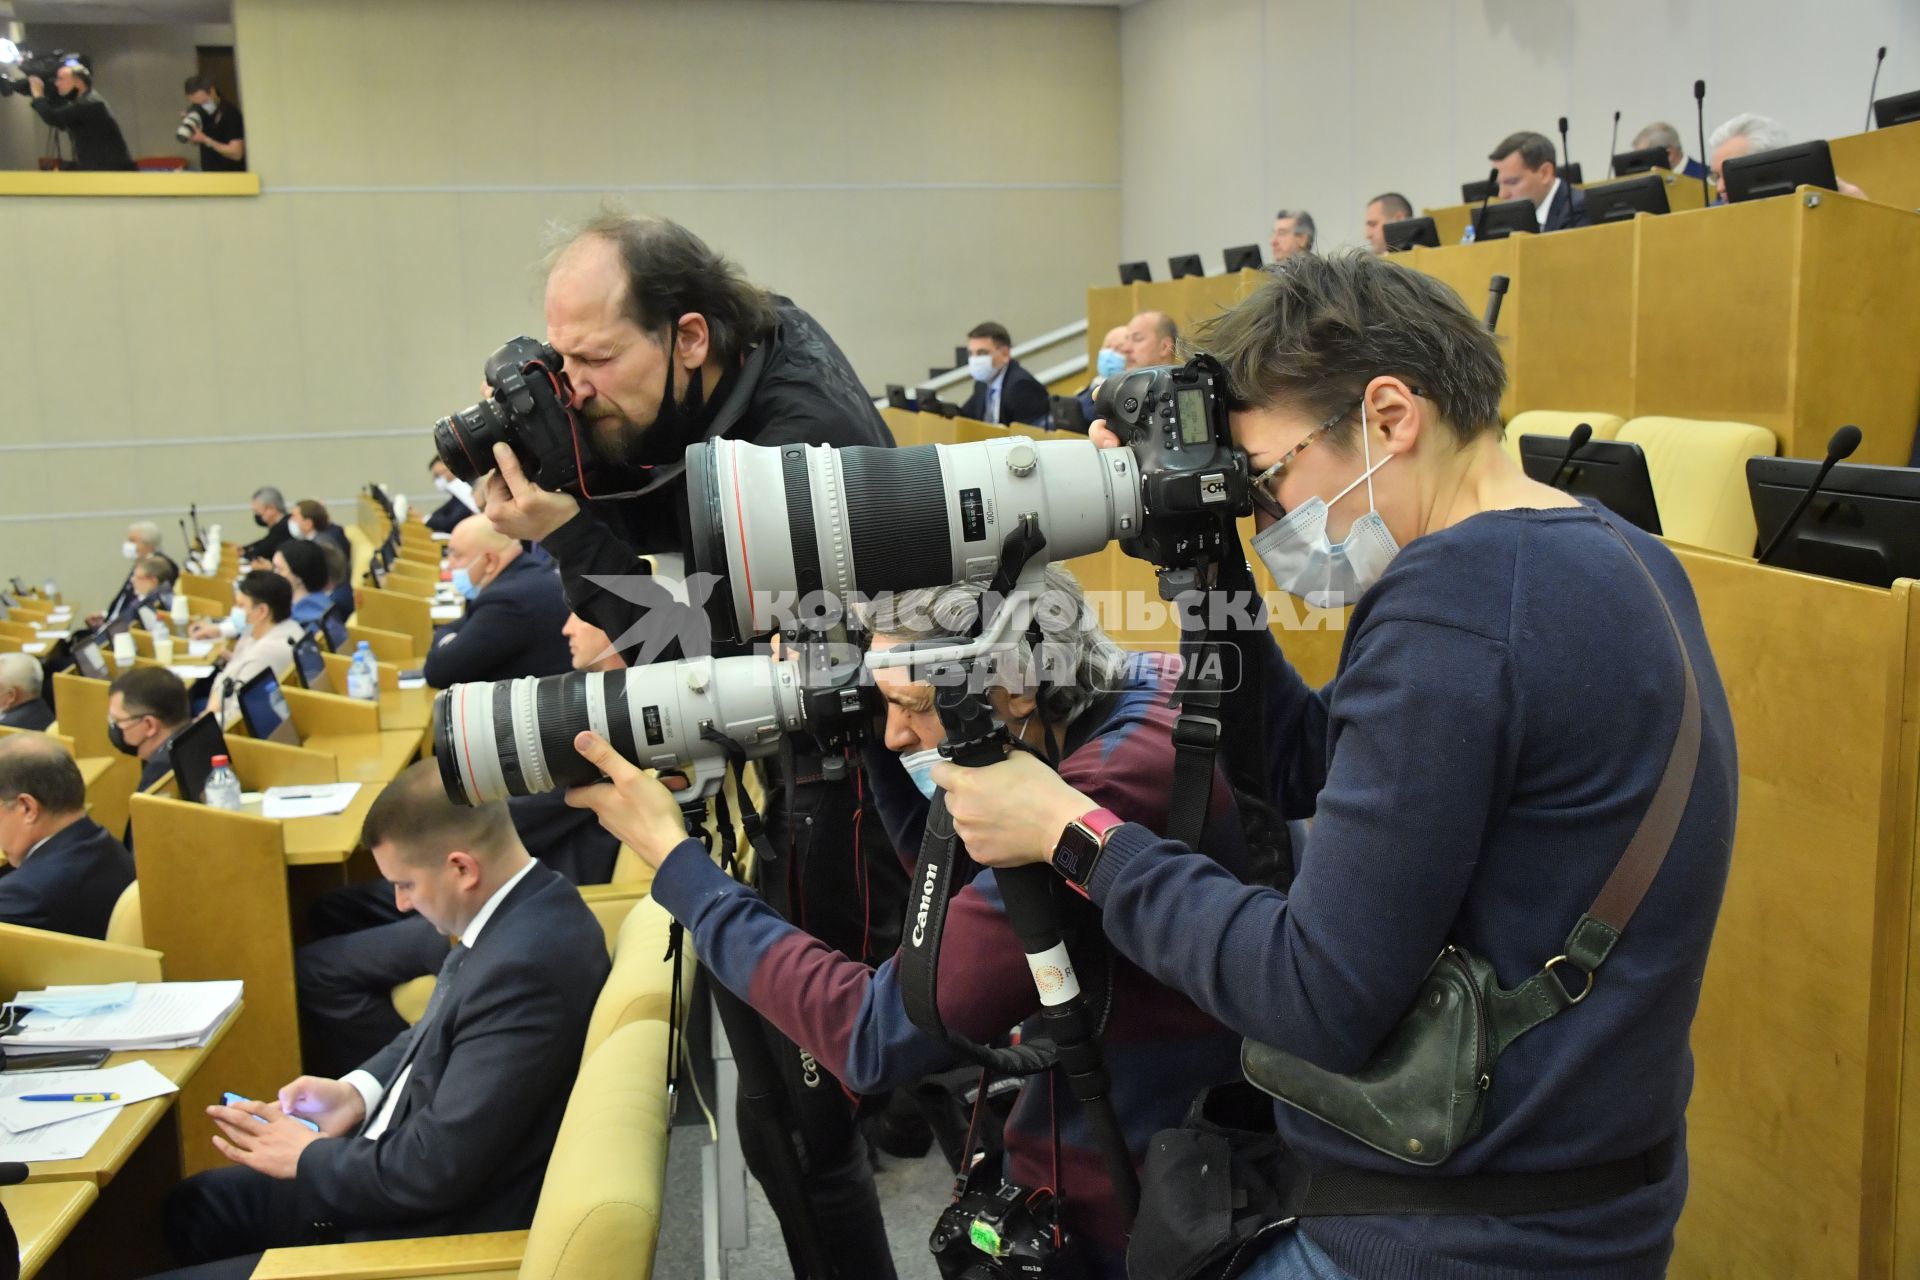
0, 50, 78, 98
1094, 357, 1250, 573
929, 1160, 1091, 1280
432, 337, 590, 494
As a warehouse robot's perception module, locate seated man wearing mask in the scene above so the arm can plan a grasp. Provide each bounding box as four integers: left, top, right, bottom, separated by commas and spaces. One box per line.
295, 611, 626, 1077
0, 655, 54, 732
289, 500, 353, 564
423, 516, 570, 688
107, 666, 194, 843
100, 556, 174, 634
200, 571, 304, 725
567, 567, 1252, 1273
94, 522, 174, 630
424, 459, 478, 535
242, 487, 292, 566
0, 736, 135, 939
1072, 325, 1130, 424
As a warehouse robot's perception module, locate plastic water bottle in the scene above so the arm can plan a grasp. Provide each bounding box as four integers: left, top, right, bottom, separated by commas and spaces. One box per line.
347, 642, 379, 702
1461, 222, 1477, 244
203, 756, 244, 811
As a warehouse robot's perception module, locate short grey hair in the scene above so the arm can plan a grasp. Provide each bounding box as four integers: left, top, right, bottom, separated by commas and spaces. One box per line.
1275, 209, 1316, 248
252, 486, 286, 512
1708, 113, 1790, 157
1632, 122, 1682, 154
0, 653, 42, 701
853, 565, 1128, 727
127, 520, 161, 549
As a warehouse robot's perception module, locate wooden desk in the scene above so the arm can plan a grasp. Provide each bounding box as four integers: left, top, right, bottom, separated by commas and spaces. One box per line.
5, 1180, 98, 1280
21, 1003, 240, 1187
377, 686, 433, 734
1829, 119, 1920, 214
300, 729, 425, 787
240, 783, 382, 867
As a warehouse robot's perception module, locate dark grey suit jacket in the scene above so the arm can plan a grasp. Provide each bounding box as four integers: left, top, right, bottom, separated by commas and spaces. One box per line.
0, 818, 134, 939
292, 861, 610, 1240
0, 699, 53, 732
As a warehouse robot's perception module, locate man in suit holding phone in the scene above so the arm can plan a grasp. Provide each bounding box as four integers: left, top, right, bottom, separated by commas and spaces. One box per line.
155, 763, 609, 1278
0, 737, 135, 939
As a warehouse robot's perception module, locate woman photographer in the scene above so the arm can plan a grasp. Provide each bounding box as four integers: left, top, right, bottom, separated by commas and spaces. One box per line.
937, 252, 1738, 1279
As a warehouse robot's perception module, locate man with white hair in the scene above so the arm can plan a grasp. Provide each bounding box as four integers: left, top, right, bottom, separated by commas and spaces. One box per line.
422, 515, 571, 688
94, 522, 175, 631
0, 655, 53, 732
1708, 113, 1867, 202
1630, 122, 1706, 180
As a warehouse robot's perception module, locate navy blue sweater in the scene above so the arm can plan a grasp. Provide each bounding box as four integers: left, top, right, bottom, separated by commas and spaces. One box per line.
1087, 505, 1738, 1278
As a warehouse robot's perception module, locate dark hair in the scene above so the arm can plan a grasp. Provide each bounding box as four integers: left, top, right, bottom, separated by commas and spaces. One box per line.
319, 542, 349, 590
183, 74, 213, 95
294, 499, 334, 531
1193, 250, 1505, 448
0, 737, 86, 815
135, 555, 176, 587
1273, 209, 1316, 247
238, 569, 292, 622
1489, 131, 1556, 170
968, 321, 1013, 348
110, 666, 190, 729
277, 541, 328, 594
552, 215, 778, 367
363, 761, 519, 868
1370, 192, 1414, 220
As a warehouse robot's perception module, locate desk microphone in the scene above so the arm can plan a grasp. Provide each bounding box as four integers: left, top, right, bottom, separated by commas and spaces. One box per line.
1483, 274, 1510, 332
1756, 424, 1863, 565
1867, 46, 1887, 131
1472, 167, 1498, 241
1546, 422, 1594, 490
1608, 110, 1621, 176
0, 1161, 25, 1186
1558, 116, 1572, 175
1694, 79, 1711, 207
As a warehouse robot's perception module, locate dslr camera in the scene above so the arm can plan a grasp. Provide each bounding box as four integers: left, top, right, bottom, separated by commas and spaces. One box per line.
0, 47, 78, 98
928, 1159, 1092, 1279
431, 336, 593, 495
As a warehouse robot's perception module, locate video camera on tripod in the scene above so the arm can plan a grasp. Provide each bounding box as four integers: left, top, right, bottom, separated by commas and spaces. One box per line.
0, 42, 81, 98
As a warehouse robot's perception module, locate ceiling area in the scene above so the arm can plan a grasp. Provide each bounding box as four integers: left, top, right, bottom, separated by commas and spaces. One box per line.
4, 0, 230, 22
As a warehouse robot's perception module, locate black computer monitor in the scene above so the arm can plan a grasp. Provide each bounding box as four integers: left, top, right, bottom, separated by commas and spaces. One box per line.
1560, 161, 1584, 186
293, 633, 332, 693
1722, 140, 1837, 204
314, 603, 348, 653
1747, 458, 1920, 587
885, 384, 912, 411
1872, 90, 1920, 129
1610, 146, 1670, 178
0, 591, 13, 610
70, 637, 110, 681
1167, 254, 1204, 280
1471, 199, 1539, 241
1383, 217, 1440, 252
1583, 173, 1671, 224
169, 713, 230, 804
10, 578, 29, 597
1461, 177, 1495, 203
1118, 261, 1152, 285
236, 668, 301, 746
1049, 396, 1089, 433
1518, 435, 1663, 534
1222, 244, 1262, 273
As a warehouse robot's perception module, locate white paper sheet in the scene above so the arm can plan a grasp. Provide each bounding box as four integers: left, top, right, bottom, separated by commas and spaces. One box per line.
396, 676, 427, 690
167, 664, 216, 681
261, 783, 362, 820
0, 1060, 178, 1133
429, 604, 463, 622
11, 980, 242, 1051
187, 638, 214, 658
0, 1105, 115, 1162
34, 630, 67, 641
22, 643, 46, 656
430, 532, 451, 541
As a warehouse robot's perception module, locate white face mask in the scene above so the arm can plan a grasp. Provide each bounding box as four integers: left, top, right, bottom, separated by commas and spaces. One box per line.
966, 353, 995, 383
433, 476, 452, 494
121, 541, 139, 561
1250, 404, 1400, 609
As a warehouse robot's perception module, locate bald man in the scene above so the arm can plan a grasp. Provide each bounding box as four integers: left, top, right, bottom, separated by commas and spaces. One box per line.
421, 516, 571, 688
1122, 310, 1179, 369
0, 736, 135, 938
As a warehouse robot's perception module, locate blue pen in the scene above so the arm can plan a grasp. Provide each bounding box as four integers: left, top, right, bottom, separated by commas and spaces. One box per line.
222, 1091, 322, 1132
20, 1092, 119, 1102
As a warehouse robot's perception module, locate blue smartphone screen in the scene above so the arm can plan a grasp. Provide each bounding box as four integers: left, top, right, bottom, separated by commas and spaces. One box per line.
222, 1091, 322, 1132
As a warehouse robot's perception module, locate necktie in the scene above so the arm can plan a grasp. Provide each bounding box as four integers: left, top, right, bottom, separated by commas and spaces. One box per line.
382, 943, 468, 1093
987, 382, 1001, 425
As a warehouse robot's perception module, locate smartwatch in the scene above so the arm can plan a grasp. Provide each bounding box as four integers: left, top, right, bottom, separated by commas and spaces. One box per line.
1052, 808, 1124, 893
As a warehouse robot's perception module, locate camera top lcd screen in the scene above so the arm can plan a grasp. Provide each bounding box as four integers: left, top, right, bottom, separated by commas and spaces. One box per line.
1176, 388, 1209, 446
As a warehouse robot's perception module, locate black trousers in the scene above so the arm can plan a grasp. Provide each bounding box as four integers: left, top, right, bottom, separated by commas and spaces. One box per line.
296, 910, 450, 1078
147, 1165, 332, 1279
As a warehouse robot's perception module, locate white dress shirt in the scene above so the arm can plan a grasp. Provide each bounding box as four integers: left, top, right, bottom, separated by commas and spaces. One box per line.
344, 858, 536, 1140
1535, 178, 1563, 230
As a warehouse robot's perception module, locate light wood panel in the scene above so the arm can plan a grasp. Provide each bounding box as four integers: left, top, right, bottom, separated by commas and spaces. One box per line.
345, 623, 417, 666
6, 1179, 99, 1280
1829, 120, 1920, 214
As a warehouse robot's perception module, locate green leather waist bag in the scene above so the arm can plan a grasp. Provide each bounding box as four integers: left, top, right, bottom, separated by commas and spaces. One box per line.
1242, 526, 1702, 1168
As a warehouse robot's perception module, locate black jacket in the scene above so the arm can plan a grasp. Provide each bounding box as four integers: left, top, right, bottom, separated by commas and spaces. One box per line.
540, 297, 894, 659
961, 358, 1051, 427
1543, 180, 1590, 232
293, 861, 609, 1240
424, 496, 473, 535
0, 817, 135, 939
30, 92, 134, 171
193, 98, 246, 172
243, 516, 292, 564
422, 553, 571, 688
0, 699, 54, 732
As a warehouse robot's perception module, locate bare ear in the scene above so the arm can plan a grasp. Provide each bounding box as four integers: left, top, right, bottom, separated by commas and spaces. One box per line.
448, 849, 483, 888
675, 313, 711, 370
1364, 376, 1425, 456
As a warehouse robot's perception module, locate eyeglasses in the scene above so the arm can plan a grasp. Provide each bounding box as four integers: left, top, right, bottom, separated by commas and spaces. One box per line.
1244, 388, 1426, 522
108, 713, 151, 731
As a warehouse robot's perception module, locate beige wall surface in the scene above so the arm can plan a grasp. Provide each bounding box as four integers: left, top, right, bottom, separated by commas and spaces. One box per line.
1, 0, 1120, 609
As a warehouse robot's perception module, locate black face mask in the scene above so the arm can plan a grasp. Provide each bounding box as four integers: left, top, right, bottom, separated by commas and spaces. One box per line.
107, 719, 140, 757
614, 315, 710, 471
254, 513, 270, 528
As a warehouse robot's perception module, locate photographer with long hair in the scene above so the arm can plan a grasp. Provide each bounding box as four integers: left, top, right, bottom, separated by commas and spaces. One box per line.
934, 252, 1738, 1279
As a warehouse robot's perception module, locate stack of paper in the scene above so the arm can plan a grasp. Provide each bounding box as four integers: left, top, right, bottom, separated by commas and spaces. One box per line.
429, 603, 463, 622
0, 1061, 178, 1163
9, 981, 242, 1052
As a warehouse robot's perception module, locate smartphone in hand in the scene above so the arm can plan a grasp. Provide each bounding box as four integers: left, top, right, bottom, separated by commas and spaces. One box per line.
222, 1091, 322, 1132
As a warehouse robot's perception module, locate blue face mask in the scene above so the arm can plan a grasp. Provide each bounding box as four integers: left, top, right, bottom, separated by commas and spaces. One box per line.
1095, 348, 1127, 380
227, 605, 248, 633
899, 747, 943, 799
451, 567, 479, 601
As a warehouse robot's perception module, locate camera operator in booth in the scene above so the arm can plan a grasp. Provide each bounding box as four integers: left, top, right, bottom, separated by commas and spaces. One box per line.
181, 74, 245, 171
470, 213, 909, 1277
928, 253, 1738, 1278
565, 566, 1250, 1274
28, 60, 134, 172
